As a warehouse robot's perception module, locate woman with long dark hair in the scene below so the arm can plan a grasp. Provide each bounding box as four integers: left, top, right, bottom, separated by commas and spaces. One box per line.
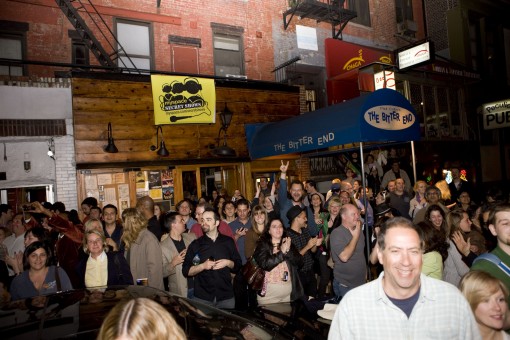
253, 218, 304, 305
418, 221, 449, 280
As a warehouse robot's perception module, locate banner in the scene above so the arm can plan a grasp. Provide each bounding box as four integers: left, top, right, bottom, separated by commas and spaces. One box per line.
151, 75, 216, 124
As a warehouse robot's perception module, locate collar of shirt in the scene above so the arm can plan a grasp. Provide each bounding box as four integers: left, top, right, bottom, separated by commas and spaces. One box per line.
88, 251, 107, 262
376, 272, 430, 305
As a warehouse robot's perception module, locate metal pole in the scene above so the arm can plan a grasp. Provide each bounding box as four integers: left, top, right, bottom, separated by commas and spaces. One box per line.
360, 142, 372, 281
411, 140, 417, 184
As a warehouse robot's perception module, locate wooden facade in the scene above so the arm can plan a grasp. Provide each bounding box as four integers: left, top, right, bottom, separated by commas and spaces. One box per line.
72, 74, 301, 209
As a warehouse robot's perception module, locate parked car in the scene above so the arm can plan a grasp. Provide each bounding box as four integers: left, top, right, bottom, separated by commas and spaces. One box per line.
0, 286, 330, 339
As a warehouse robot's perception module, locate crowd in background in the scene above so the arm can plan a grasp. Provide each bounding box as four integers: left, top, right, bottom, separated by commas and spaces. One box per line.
1, 150, 510, 339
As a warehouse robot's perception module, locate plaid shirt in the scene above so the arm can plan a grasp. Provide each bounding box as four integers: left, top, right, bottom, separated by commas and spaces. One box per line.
288, 228, 314, 273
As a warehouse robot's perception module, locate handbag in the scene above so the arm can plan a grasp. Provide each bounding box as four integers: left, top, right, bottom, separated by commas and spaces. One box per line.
242, 256, 265, 291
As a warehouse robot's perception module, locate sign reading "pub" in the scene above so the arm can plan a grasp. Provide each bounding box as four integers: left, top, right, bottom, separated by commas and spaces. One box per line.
480, 99, 510, 130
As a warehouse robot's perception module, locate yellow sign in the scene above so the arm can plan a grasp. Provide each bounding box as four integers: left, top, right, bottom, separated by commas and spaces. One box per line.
151, 75, 216, 124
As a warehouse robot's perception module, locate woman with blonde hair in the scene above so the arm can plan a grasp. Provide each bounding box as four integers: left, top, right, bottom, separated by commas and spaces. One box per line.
460, 271, 510, 340
77, 229, 133, 288
121, 208, 164, 290
97, 297, 186, 340
409, 180, 427, 219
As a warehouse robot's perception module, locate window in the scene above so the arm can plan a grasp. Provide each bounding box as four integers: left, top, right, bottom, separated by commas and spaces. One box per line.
69, 30, 89, 66
211, 23, 244, 77
169, 35, 201, 74
306, 90, 317, 112
0, 35, 23, 76
115, 19, 153, 72
348, 0, 371, 27
395, 0, 414, 22
72, 42, 89, 66
408, 82, 465, 140
0, 19, 28, 76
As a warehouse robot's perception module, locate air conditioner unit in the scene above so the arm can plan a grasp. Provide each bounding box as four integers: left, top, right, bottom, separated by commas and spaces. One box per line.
226, 74, 248, 80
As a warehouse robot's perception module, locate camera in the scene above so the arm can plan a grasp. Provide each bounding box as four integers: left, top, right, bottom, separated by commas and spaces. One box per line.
22, 204, 33, 211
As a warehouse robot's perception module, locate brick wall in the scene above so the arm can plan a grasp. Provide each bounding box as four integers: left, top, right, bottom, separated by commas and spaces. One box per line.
295, 156, 311, 180
54, 119, 78, 211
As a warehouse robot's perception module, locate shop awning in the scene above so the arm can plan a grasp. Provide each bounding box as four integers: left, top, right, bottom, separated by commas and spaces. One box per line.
245, 88, 420, 159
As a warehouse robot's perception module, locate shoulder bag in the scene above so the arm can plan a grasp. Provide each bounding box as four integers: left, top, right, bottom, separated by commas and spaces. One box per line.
242, 256, 265, 291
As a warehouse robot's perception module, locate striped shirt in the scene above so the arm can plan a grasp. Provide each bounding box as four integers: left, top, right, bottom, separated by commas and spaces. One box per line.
329, 273, 481, 340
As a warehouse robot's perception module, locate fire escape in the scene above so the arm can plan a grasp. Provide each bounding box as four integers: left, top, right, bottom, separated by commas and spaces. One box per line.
54, 0, 140, 73
283, 0, 357, 40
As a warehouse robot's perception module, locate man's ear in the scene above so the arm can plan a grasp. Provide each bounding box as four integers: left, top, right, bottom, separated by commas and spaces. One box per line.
489, 224, 497, 237
377, 246, 384, 266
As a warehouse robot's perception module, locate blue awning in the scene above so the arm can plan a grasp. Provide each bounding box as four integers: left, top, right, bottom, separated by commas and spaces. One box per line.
245, 88, 420, 159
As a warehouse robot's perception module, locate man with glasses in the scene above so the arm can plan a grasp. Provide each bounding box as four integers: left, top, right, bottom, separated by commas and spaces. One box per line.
412, 186, 448, 224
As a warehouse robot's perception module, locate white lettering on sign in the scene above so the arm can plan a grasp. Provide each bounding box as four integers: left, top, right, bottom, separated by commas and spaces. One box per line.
364, 106, 414, 130
272, 133, 336, 153
318, 133, 335, 146
481, 99, 510, 130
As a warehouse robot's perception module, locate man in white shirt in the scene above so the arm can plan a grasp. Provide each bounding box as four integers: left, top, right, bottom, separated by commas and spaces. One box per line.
328, 217, 480, 340
4, 214, 26, 276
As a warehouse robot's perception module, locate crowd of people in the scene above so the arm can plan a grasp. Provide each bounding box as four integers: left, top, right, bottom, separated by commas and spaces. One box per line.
0, 156, 510, 339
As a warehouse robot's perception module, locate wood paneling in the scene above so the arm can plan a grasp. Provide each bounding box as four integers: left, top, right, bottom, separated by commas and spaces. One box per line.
72, 77, 300, 165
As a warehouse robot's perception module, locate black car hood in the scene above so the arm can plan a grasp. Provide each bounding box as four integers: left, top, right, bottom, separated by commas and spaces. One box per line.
0, 286, 287, 339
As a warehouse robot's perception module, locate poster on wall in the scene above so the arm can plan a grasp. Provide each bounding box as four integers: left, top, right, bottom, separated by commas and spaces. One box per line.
113, 173, 126, 183
148, 171, 162, 200
97, 174, 113, 186
162, 169, 174, 208
119, 199, 129, 215
151, 75, 216, 125
85, 176, 98, 190
118, 184, 129, 200
136, 171, 149, 198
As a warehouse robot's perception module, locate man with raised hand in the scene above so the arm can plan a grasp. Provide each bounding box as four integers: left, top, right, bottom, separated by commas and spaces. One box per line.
279, 160, 317, 235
